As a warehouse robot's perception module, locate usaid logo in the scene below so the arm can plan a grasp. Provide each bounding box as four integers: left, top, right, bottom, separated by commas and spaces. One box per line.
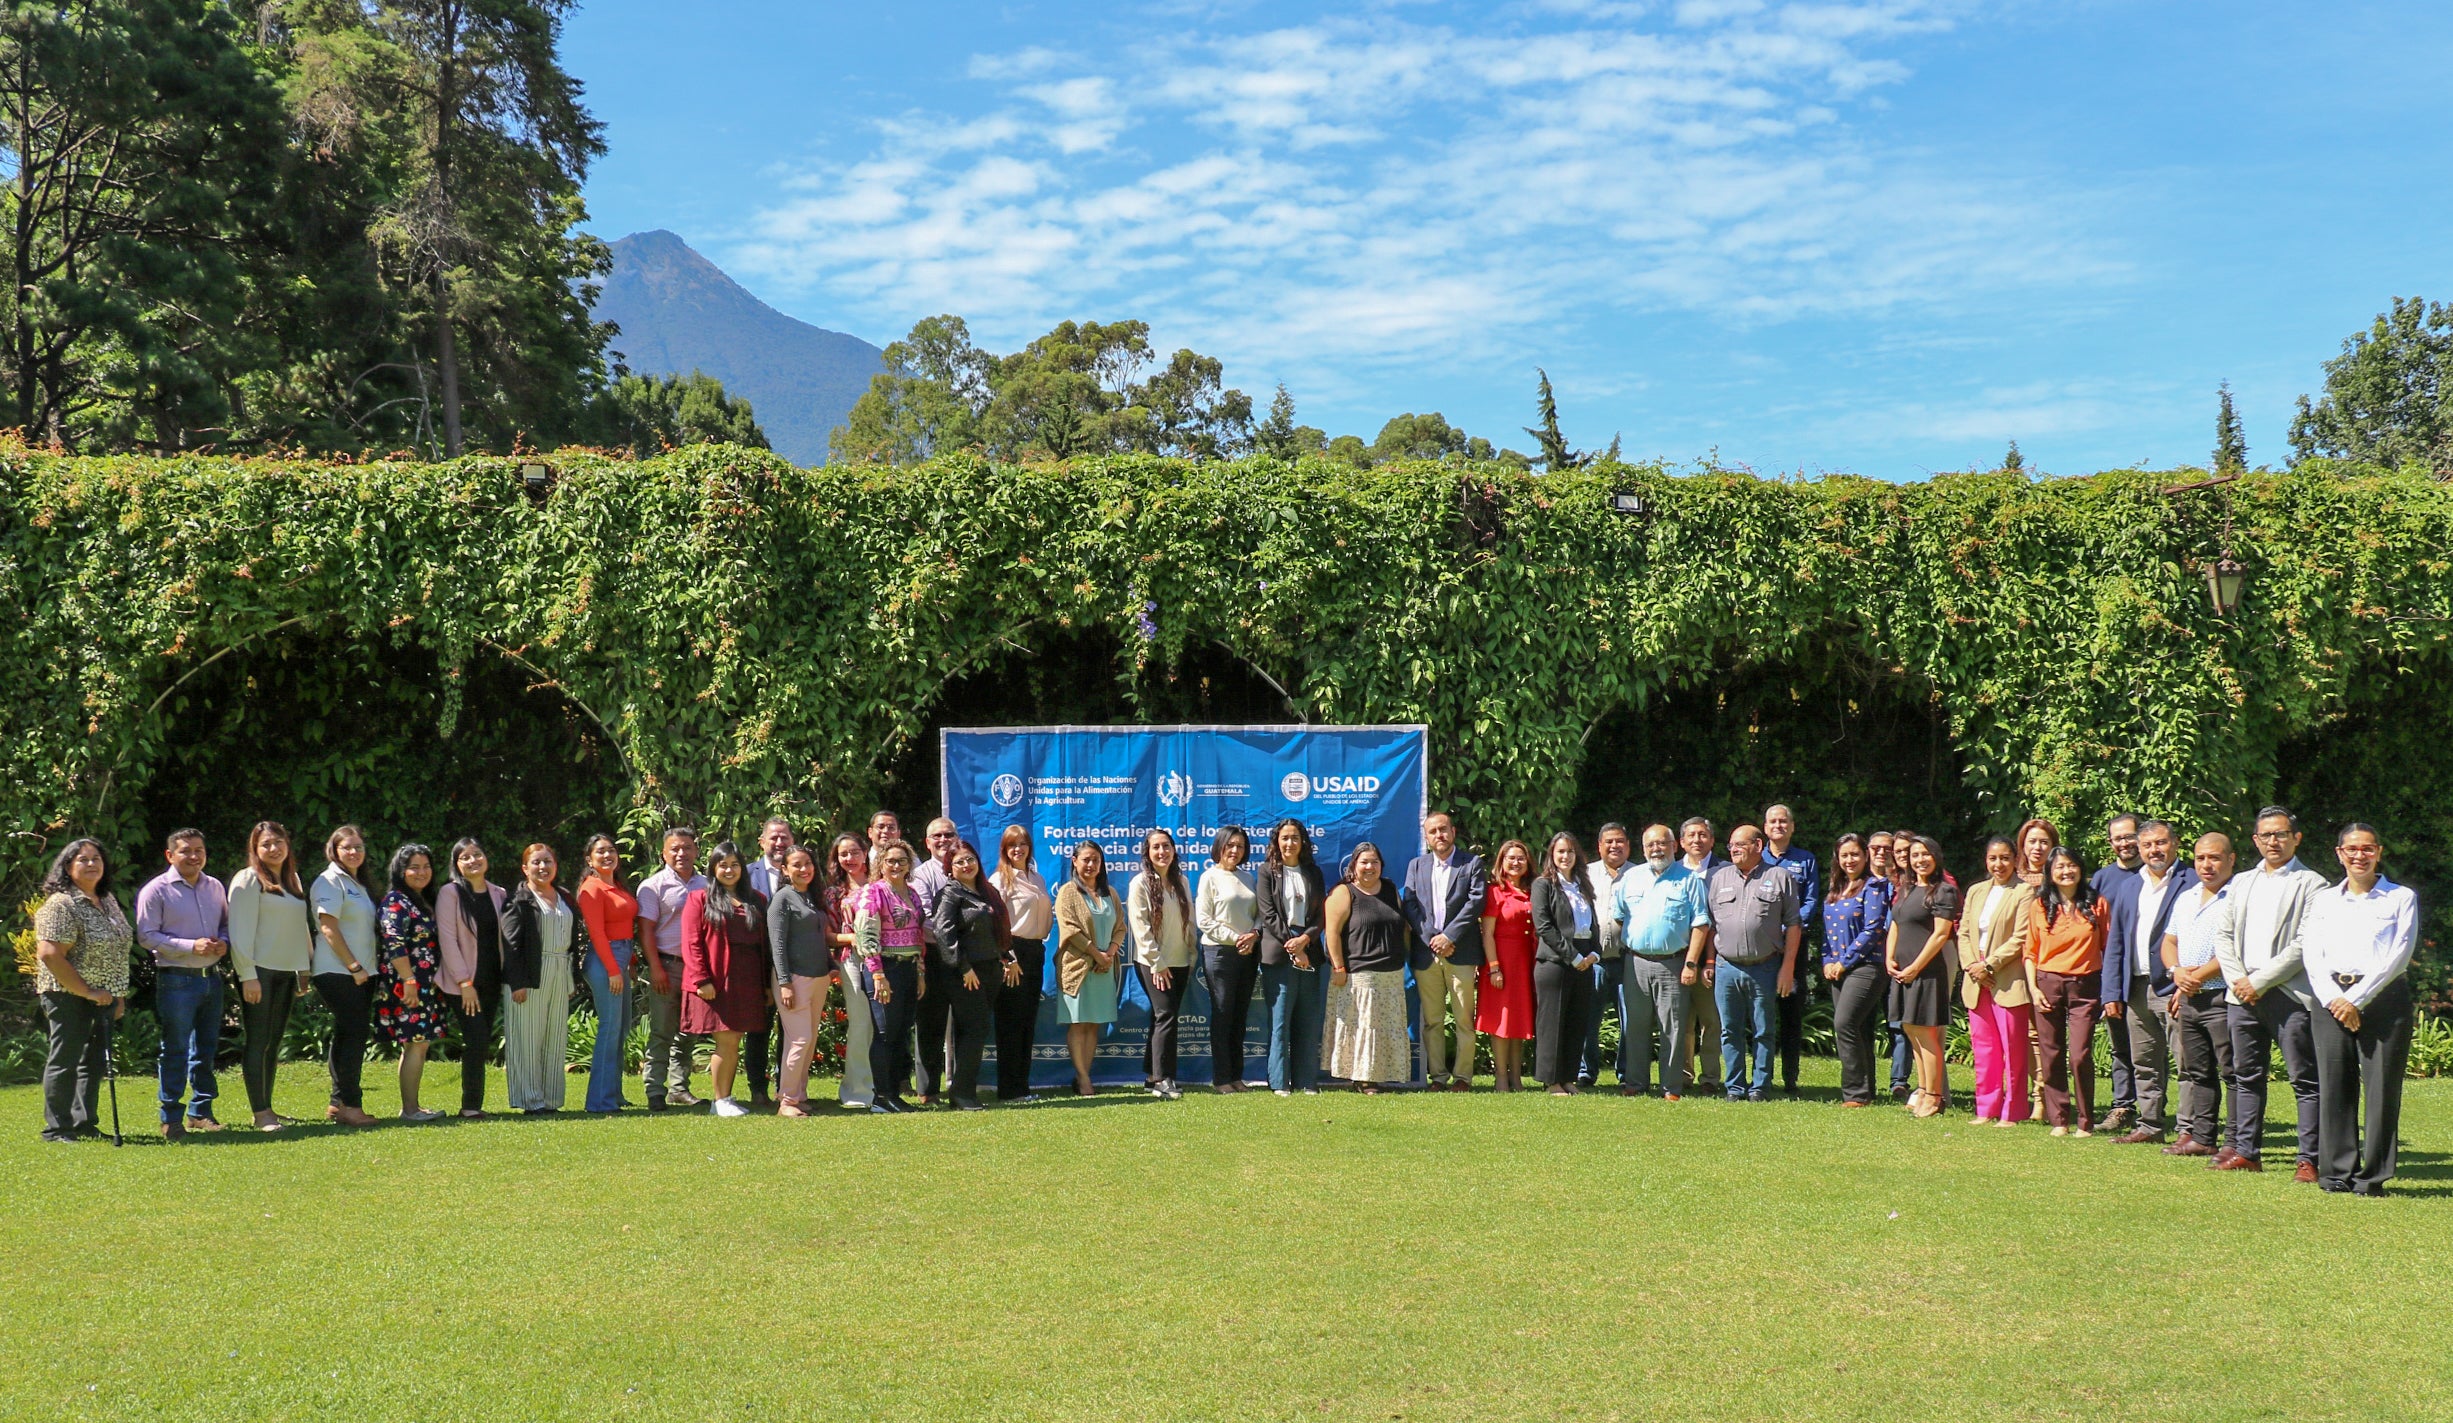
1279, 771, 1311, 803
1284, 771, 1382, 802
1156, 771, 1195, 808
989, 773, 1025, 808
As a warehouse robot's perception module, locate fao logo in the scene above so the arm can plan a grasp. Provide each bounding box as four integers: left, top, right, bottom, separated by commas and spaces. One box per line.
1156, 771, 1194, 808
989, 773, 1025, 808
1279, 771, 1310, 803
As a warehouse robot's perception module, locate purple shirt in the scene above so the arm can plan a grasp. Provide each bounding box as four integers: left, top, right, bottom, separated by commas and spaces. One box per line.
633, 868, 708, 958
135, 867, 229, 970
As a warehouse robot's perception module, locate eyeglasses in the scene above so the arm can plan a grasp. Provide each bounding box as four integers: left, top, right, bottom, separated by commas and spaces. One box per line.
2336, 843, 2381, 856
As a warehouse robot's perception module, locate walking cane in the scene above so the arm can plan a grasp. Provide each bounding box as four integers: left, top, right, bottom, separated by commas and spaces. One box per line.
104, 1002, 123, 1147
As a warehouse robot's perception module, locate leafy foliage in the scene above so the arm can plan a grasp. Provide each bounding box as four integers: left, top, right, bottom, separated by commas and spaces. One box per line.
2289, 295, 2453, 475
4, 441, 2452, 1014
582, 370, 768, 458
2213, 381, 2248, 475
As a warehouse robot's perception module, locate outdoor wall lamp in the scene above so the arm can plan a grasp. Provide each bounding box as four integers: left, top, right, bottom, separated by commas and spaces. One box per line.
519, 461, 556, 503
1608, 491, 1648, 516
2161, 472, 2247, 618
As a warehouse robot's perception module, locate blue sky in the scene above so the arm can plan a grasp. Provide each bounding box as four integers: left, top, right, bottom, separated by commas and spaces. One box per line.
565, 1, 2453, 478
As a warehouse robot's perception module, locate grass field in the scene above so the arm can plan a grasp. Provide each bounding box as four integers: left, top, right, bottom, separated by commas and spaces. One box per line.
4, 1059, 2446, 1422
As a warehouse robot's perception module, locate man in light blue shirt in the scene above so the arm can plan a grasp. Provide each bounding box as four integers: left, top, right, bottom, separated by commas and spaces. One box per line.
1613, 825, 1711, 1098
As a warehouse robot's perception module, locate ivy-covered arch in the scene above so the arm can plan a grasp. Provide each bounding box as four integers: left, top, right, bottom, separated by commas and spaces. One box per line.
5, 441, 2450, 1000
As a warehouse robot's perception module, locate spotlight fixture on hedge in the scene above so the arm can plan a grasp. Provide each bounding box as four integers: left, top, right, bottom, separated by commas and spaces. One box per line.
518, 461, 555, 503
1608, 491, 1648, 516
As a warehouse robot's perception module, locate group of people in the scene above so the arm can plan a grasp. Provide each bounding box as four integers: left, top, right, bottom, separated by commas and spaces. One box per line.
27, 800, 2420, 1194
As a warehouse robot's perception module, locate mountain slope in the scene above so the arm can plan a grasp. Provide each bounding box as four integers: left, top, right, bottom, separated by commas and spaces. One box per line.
593, 230, 882, 464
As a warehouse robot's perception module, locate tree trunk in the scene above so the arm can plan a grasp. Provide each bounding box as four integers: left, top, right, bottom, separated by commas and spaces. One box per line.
433, 268, 461, 457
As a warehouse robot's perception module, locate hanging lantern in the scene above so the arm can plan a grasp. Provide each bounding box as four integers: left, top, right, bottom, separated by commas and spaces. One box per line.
2204, 554, 2246, 616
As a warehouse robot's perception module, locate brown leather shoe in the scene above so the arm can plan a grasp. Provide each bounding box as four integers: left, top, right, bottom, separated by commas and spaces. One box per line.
2116, 1126, 2166, 1145
2165, 1135, 2216, 1157
2213, 1154, 2263, 1172
2294, 1160, 2319, 1184
2208, 1145, 2241, 1168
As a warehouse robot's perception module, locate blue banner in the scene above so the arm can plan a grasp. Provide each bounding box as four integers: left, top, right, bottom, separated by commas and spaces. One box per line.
940, 724, 1429, 1088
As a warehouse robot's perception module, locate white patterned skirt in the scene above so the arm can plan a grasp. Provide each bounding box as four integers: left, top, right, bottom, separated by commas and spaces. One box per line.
1323, 969, 1411, 1084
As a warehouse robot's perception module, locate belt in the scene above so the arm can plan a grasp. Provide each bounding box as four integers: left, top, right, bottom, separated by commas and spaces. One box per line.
1631, 949, 1686, 960
156, 965, 214, 978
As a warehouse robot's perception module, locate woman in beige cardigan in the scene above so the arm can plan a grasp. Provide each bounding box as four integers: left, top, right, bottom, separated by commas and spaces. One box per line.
1052, 842, 1127, 1097
1957, 836, 2036, 1124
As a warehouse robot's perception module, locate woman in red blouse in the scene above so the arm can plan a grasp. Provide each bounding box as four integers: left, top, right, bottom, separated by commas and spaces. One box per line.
1474, 839, 1537, 1091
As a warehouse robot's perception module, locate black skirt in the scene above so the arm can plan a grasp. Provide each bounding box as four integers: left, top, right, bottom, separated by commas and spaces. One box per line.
1889, 965, 1950, 1028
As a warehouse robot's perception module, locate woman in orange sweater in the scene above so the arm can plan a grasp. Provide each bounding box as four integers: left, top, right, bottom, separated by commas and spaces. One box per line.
2024, 845, 2108, 1136
575, 835, 639, 1114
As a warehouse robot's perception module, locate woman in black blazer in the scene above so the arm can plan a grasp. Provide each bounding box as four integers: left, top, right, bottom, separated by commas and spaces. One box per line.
1254, 818, 1329, 1097
1530, 831, 1602, 1094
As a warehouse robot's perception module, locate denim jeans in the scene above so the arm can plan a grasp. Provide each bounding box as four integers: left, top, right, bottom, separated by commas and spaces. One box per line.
1579, 955, 1626, 1084
153, 969, 223, 1124
1714, 957, 1782, 1094
1260, 959, 1327, 1092
584, 942, 633, 1112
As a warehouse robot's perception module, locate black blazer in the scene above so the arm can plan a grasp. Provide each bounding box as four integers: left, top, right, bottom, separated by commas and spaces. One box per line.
930, 880, 1011, 969
501, 882, 584, 992
1255, 861, 1327, 966
1530, 875, 1597, 967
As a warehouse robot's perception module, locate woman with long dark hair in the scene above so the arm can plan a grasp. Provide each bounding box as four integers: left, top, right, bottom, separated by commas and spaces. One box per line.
310, 824, 384, 1127
1530, 831, 1601, 1094
680, 841, 772, 1117
1885, 835, 1961, 1119
1321, 842, 1412, 1094
824, 832, 876, 1110
1053, 840, 1125, 1097
1194, 825, 1260, 1093
575, 834, 638, 1114
436, 837, 508, 1119
768, 842, 832, 1117
1127, 828, 1196, 1099
230, 821, 315, 1131
929, 841, 1011, 1111
1821, 834, 1892, 1107
2025, 844, 2108, 1136
990, 825, 1048, 1104
1475, 839, 1537, 1092
1255, 818, 1328, 1096
501, 842, 583, 1115
30, 839, 129, 1142
375, 842, 450, 1121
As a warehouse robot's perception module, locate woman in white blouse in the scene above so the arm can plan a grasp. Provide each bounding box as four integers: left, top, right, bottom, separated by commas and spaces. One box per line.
991, 825, 1050, 1104
1195, 826, 1260, 1093
230, 821, 315, 1132
1128, 828, 1197, 1100
500, 843, 583, 1114
310, 825, 384, 1127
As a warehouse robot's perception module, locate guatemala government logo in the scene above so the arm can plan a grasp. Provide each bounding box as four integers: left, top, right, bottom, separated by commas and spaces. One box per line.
1279, 770, 1311, 803
1156, 771, 1195, 808
989, 773, 1025, 808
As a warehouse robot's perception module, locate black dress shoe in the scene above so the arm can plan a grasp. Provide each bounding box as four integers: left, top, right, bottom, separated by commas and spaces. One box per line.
953, 1098, 985, 1112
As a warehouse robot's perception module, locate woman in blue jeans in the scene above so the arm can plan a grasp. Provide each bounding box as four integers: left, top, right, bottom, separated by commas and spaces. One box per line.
1255, 818, 1329, 1096
576, 834, 639, 1114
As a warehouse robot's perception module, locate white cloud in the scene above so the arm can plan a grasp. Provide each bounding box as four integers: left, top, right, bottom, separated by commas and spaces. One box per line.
729, 2, 2105, 398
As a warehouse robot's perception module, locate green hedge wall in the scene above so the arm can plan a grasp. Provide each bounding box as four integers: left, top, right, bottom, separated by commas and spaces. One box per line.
5, 441, 2450, 999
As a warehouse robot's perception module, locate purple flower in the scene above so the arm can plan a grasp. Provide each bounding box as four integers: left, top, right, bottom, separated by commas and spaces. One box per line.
1136, 599, 1159, 643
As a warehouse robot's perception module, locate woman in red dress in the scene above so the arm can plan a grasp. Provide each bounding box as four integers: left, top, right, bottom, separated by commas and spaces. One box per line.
680, 841, 772, 1117
1474, 839, 1537, 1091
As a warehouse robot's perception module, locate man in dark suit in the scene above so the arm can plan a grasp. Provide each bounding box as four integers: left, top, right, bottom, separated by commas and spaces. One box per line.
1402, 812, 1488, 1091
2102, 818, 2198, 1145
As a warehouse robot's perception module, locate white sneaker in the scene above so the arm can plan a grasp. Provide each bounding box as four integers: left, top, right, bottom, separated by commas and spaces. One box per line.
1274, 1089, 1292, 1097
712, 1097, 748, 1118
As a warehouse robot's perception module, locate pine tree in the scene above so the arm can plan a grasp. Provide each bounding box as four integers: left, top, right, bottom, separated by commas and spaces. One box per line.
1254, 384, 1301, 460
2212, 381, 2248, 474
2002, 441, 2025, 473
1522, 368, 1585, 472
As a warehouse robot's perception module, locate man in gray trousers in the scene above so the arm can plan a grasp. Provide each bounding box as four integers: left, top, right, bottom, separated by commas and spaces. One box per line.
2209, 806, 2329, 1178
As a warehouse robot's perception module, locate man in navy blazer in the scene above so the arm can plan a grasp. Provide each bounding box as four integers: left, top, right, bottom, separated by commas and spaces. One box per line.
2100, 818, 2198, 1145
1402, 812, 1488, 1091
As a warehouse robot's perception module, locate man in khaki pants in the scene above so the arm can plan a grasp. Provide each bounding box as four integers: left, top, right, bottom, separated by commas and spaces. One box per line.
1674, 818, 1727, 1095
1401, 812, 1487, 1090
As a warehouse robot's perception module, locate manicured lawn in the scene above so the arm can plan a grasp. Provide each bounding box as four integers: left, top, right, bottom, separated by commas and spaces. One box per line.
3, 1060, 2445, 1422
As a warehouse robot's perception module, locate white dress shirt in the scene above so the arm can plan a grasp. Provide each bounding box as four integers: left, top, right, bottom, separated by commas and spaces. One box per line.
2300, 875, 2419, 1012
2134, 864, 2178, 981
2171, 881, 2232, 988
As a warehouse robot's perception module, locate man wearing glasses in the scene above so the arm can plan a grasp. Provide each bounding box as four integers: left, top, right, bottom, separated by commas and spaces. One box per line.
2299, 824, 2419, 1196
2208, 807, 2328, 1177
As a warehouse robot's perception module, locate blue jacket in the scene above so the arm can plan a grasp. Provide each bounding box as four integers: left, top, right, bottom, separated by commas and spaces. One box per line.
2097, 861, 2198, 1000
1401, 850, 1488, 969
1764, 843, 1823, 939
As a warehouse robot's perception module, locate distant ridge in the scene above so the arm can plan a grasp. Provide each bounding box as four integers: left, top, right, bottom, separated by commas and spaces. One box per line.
594, 230, 883, 464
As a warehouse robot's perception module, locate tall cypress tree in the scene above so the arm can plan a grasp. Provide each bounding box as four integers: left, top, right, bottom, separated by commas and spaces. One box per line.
2213, 380, 2248, 474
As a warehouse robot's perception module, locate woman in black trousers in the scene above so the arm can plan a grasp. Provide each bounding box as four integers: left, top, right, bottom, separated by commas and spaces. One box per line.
928, 843, 1012, 1111
1529, 831, 1601, 1094
1820, 834, 1893, 1106
990, 825, 1049, 1102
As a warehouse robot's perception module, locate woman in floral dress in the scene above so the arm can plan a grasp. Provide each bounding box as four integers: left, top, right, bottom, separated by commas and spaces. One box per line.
376, 842, 452, 1122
